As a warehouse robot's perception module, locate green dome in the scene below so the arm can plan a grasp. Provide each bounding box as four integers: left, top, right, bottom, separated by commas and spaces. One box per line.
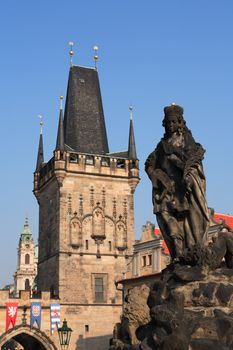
20, 217, 33, 242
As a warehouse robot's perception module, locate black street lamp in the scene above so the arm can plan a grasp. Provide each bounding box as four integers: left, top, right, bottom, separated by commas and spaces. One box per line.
57, 319, 72, 350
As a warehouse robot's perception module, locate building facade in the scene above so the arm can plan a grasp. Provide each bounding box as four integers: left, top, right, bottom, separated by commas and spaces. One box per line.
131, 222, 170, 277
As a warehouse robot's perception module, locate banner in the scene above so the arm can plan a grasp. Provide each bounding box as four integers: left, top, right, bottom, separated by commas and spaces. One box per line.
6, 302, 18, 331
30, 302, 41, 328
50, 303, 60, 333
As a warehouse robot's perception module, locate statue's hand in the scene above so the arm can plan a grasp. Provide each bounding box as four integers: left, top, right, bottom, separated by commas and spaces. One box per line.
167, 154, 184, 169
151, 169, 175, 195
167, 154, 179, 161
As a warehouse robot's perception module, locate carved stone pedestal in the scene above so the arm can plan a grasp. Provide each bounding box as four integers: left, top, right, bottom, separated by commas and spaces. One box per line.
168, 267, 233, 349
110, 266, 233, 350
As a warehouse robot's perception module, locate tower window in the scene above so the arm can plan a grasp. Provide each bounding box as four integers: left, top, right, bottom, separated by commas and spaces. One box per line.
85, 240, 89, 250
101, 157, 110, 167
92, 273, 107, 302
148, 254, 152, 266
142, 256, 146, 267
70, 153, 79, 163
85, 325, 89, 332
25, 254, 30, 264
109, 241, 112, 251
25, 279, 30, 290
86, 156, 94, 165
95, 277, 104, 301
116, 159, 125, 168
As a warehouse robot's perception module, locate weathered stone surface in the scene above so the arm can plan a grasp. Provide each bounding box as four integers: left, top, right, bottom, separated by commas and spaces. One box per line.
216, 283, 233, 305
111, 284, 150, 347
190, 339, 229, 350
172, 264, 206, 282
110, 266, 233, 350
213, 268, 233, 281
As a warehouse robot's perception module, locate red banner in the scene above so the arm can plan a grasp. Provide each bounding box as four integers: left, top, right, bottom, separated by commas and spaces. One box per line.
6, 303, 18, 331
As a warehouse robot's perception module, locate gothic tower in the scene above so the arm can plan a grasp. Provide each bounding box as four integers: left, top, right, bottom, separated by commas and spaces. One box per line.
33, 60, 139, 346
14, 217, 37, 296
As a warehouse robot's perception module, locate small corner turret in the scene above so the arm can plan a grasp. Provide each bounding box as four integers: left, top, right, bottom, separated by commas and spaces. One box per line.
34, 116, 44, 201
35, 115, 44, 172
54, 96, 66, 187
55, 96, 65, 154
127, 105, 139, 191
128, 104, 137, 161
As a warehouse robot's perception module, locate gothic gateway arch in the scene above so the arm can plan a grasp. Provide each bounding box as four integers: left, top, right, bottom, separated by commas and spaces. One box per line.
0, 325, 57, 350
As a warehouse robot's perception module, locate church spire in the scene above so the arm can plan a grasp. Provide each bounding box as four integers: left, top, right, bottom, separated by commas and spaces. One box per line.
64, 65, 109, 155
36, 115, 44, 171
128, 105, 137, 160
20, 216, 33, 241
55, 96, 65, 152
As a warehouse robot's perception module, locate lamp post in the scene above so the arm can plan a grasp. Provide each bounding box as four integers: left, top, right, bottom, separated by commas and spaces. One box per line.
57, 319, 72, 350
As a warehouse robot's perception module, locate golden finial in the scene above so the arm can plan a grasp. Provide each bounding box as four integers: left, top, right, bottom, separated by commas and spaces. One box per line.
60, 95, 63, 110
93, 45, 99, 69
69, 41, 74, 67
38, 115, 43, 134
129, 104, 133, 121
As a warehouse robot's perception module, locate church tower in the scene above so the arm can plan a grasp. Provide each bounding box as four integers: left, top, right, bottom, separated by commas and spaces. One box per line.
14, 217, 37, 296
33, 54, 139, 346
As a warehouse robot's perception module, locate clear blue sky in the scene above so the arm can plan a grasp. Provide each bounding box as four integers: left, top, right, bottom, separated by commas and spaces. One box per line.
0, 0, 233, 286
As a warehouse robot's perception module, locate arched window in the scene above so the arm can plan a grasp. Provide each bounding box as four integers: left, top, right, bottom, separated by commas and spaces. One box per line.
25, 279, 30, 290
25, 254, 30, 264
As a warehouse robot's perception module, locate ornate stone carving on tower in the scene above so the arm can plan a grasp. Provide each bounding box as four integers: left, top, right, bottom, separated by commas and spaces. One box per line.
14, 217, 38, 296
33, 52, 139, 348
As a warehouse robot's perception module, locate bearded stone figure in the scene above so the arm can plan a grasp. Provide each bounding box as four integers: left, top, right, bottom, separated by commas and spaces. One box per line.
110, 104, 233, 350
145, 104, 209, 260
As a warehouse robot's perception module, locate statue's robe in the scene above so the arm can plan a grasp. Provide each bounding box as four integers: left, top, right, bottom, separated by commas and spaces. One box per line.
145, 130, 209, 258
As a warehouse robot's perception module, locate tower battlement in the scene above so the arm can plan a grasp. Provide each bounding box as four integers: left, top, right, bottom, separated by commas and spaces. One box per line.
34, 151, 139, 194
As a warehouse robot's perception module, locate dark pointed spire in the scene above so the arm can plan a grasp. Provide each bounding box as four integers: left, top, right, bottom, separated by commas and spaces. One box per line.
55, 96, 65, 152
64, 66, 109, 155
36, 116, 44, 171
128, 105, 137, 160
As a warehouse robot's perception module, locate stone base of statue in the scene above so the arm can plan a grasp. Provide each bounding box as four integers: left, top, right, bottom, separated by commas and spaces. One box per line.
110, 243, 233, 350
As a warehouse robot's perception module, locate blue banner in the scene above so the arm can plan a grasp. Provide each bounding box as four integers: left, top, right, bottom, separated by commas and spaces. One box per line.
30, 302, 41, 328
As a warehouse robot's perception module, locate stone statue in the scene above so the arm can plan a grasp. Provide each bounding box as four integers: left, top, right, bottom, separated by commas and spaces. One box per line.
110, 104, 233, 350
145, 104, 209, 260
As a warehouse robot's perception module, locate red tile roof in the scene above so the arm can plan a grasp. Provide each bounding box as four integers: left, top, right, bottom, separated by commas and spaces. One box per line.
154, 227, 169, 254
214, 213, 233, 230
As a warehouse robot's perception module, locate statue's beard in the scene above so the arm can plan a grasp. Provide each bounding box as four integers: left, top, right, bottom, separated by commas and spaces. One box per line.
167, 131, 184, 148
